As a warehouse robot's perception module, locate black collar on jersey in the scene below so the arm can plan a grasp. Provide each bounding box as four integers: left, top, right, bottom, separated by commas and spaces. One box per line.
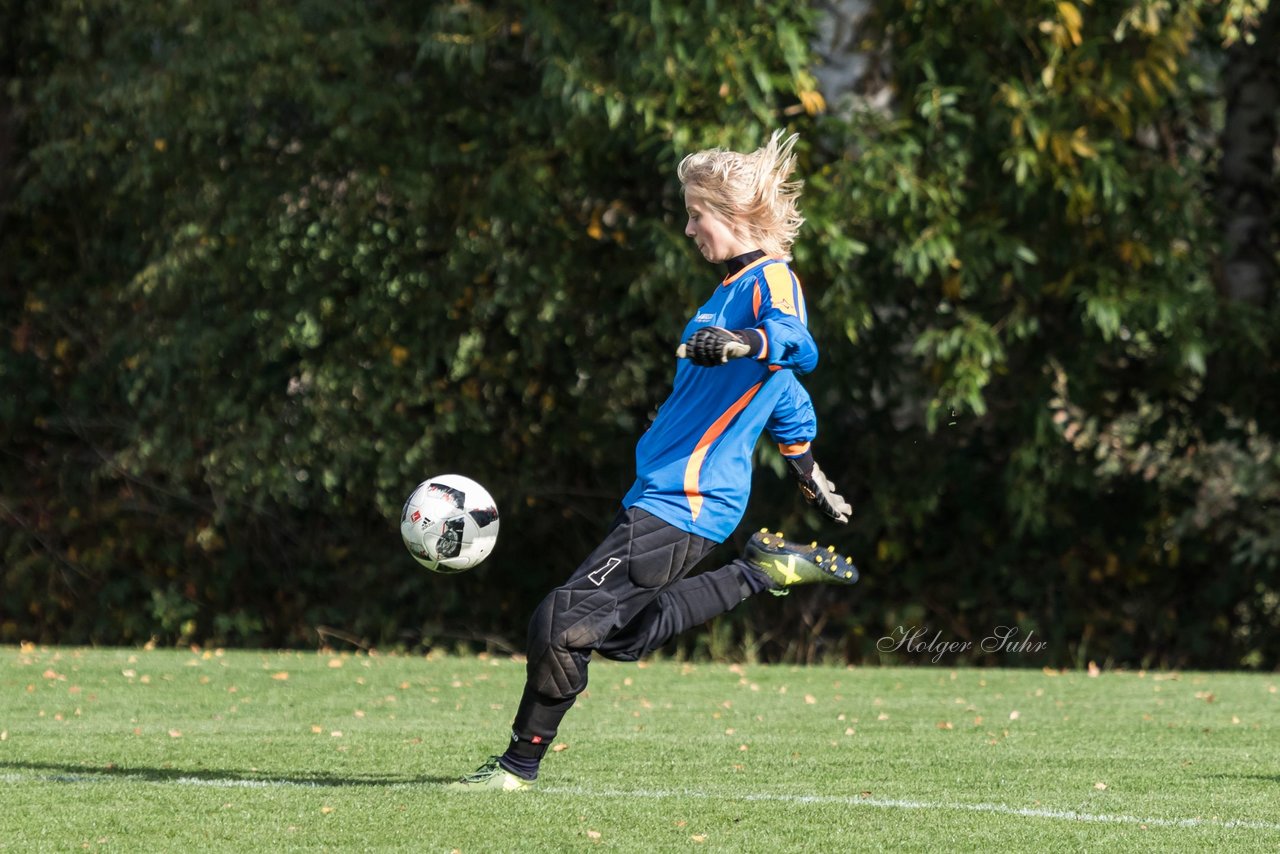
724, 249, 767, 277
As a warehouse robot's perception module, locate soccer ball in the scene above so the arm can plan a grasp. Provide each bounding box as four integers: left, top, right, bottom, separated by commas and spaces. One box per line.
400, 474, 499, 573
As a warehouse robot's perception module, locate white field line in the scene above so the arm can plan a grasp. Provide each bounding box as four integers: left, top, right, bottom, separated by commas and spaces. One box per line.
3, 772, 1277, 833
538, 785, 1280, 834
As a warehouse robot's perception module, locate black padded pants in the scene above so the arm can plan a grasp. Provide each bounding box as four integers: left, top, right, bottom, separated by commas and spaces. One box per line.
509, 507, 751, 752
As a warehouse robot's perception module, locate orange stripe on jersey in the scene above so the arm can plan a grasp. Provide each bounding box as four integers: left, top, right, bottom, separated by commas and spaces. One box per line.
777, 441, 811, 457
763, 263, 803, 319
683, 382, 764, 521
752, 282, 762, 319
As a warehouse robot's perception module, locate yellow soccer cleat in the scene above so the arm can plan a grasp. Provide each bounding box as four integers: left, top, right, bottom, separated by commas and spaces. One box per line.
743, 529, 859, 593
447, 756, 534, 792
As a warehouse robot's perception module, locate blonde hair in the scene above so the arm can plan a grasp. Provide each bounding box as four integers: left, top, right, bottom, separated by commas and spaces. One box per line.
677, 130, 805, 260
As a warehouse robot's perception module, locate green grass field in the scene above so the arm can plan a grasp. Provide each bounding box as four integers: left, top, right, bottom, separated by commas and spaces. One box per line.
1, 645, 1277, 851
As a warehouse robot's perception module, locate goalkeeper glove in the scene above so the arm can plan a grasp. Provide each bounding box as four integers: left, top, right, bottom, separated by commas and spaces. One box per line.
787, 452, 852, 524
676, 326, 764, 366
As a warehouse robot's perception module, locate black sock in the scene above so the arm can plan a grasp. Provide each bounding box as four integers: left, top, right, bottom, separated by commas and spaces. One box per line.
738, 561, 778, 595
497, 750, 541, 781
497, 725, 552, 781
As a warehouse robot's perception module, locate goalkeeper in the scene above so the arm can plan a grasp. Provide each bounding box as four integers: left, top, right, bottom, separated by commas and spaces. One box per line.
451, 131, 857, 790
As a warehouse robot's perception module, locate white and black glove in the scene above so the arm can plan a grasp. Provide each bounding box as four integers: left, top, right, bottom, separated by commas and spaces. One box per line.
676, 326, 763, 366
787, 452, 852, 524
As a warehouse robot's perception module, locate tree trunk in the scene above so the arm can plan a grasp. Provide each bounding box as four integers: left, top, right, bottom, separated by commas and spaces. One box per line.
0, 11, 16, 239
1217, 1, 1280, 308
812, 0, 894, 114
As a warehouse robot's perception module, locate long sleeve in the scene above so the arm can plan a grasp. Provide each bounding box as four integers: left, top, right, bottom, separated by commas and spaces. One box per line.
765, 373, 817, 454
752, 262, 818, 374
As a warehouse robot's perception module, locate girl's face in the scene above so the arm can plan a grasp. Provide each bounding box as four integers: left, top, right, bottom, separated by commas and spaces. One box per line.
684, 191, 753, 263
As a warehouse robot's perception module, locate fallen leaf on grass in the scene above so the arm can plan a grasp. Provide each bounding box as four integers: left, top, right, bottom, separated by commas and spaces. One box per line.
691, 834, 708, 843
937, 721, 953, 730
168, 729, 182, 738
321, 806, 334, 814
1094, 782, 1107, 790
1009, 710, 1021, 720
271, 672, 289, 681
586, 830, 601, 841
552, 743, 569, 752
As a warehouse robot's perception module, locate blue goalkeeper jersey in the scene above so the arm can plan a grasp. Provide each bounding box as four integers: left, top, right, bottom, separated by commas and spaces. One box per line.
622, 255, 819, 542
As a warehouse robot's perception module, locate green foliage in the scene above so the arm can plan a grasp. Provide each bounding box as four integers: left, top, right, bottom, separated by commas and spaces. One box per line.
2, 1, 1276, 668
1, 1, 825, 648
784, 0, 1279, 669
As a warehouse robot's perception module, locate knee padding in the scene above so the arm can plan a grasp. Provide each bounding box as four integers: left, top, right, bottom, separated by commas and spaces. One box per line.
525, 586, 617, 700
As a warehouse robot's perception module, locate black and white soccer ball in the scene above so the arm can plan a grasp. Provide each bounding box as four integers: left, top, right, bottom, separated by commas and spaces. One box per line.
399, 474, 499, 573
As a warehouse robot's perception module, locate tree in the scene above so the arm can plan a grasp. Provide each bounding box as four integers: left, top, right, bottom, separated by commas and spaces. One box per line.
799, 0, 1279, 666
2, 0, 827, 649
3, 0, 1277, 667
1217, 0, 1278, 307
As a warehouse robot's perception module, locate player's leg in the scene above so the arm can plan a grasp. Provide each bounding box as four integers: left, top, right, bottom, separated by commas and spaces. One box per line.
506, 509, 713, 772
450, 508, 706, 789
597, 529, 860, 660
596, 562, 746, 661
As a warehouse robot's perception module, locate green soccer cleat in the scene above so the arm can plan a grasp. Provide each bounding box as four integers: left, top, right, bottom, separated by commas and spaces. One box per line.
743, 529, 859, 593
447, 756, 534, 792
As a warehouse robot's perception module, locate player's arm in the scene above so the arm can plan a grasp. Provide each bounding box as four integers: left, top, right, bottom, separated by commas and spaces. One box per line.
767, 376, 851, 525
676, 263, 818, 373
676, 326, 759, 365
752, 262, 817, 373
784, 449, 852, 524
